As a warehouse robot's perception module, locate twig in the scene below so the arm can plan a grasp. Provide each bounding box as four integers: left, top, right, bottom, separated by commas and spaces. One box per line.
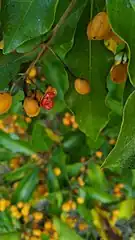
26, 0, 76, 75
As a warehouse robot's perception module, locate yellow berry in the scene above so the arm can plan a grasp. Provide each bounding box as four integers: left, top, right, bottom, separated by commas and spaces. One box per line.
21, 203, 31, 217
29, 237, 38, 240
110, 63, 128, 84
72, 122, 79, 129
33, 229, 41, 237
62, 202, 71, 212
33, 212, 43, 222
63, 117, 71, 126
77, 177, 85, 186
109, 139, 116, 145
0, 92, 12, 115
0, 40, 4, 49
65, 112, 71, 118
77, 197, 85, 204
25, 117, 32, 123
70, 116, 75, 123
95, 151, 103, 158
44, 221, 52, 230
78, 223, 88, 231
71, 201, 77, 210
0, 199, 7, 211
74, 79, 90, 95
53, 167, 61, 176
23, 97, 40, 117
28, 66, 37, 79
17, 201, 24, 209
87, 12, 110, 40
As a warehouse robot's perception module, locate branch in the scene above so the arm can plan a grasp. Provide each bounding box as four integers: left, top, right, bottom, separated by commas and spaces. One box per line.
26, 0, 76, 75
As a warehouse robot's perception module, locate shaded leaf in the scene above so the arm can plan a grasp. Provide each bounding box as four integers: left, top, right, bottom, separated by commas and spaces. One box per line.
102, 91, 135, 170
32, 121, 53, 152
41, 50, 69, 100
0, 232, 21, 240
12, 168, 39, 203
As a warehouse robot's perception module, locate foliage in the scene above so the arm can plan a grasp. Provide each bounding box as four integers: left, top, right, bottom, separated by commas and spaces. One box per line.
0, 0, 135, 239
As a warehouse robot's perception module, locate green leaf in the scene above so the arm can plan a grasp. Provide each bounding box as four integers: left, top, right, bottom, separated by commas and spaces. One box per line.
87, 162, 108, 191
0, 211, 20, 234
0, 232, 21, 240
32, 121, 53, 152
2, 0, 59, 53
52, 0, 88, 58
0, 131, 35, 155
118, 199, 135, 220
4, 163, 35, 183
0, 50, 39, 91
67, 163, 84, 177
65, 1, 113, 140
130, 0, 135, 10
12, 168, 39, 203
10, 91, 24, 114
102, 91, 135, 170
41, 50, 69, 100
53, 217, 83, 240
106, 0, 135, 86
106, 75, 125, 116
0, 53, 20, 90
85, 187, 117, 204
0, 148, 14, 162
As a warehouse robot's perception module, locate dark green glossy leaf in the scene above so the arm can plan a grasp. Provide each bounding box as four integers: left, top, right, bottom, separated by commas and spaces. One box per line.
106, 0, 135, 86
85, 187, 117, 203
52, 0, 88, 58
4, 163, 35, 183
65, 1, 113, 140
32, 121, 53, 152
12, 168, 39, 203
41, 50, 69, 100
2, 0, 59, 53
102, 91, 135, 170
67, 163, 84, 177
0, 131, 35, 155
62, 131, 85, 152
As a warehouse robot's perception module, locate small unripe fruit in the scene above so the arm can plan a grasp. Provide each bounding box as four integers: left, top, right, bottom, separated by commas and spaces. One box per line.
74, 79, 90, 95
23, 97, 40, 117
53, 167, 61, 176
87, 12, 110, 40
110, 63, 128, 84
0, 92, 12, 115
28, 66, 37, 79
77, 197, 85, 204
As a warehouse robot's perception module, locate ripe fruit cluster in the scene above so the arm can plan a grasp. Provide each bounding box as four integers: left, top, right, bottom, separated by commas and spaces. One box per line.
63, 112, 79, 129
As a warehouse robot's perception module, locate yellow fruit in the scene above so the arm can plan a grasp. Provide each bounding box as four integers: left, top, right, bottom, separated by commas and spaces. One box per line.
96, 151, 103, 158
0, 92, 12, 115
62, 202, 71, 212
23, 97, 40, 117
110, 63, 128, 84
77, 177, 85, 186
33, 212, 43, 222
0, 199, 7, 211
44, 221, 52, 230
0, 40, 4, 49
21, 203, 31, 217
17, 202, 24, 209
53, 167, 61, 176
72, 122, 79, 129
87, 12, 110, 40
28, 66, 37, 79
63, 117, 71, 126
77, 197, 85, 205
33, 229, 41, 237
74, 79, 90, 95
